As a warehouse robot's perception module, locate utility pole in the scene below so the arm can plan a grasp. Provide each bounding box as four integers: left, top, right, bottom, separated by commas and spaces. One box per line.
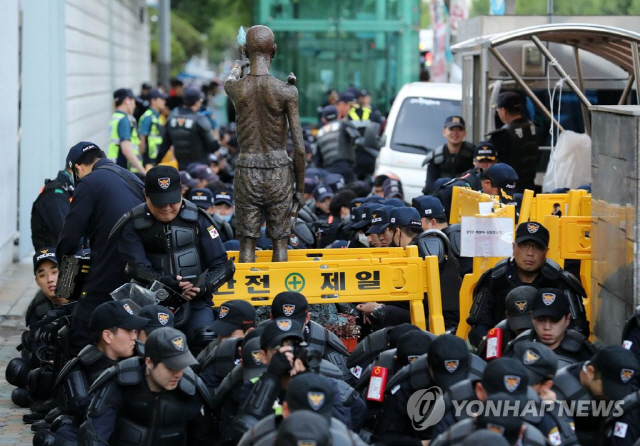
505, 0, 515, 14
158, 0, 171, 88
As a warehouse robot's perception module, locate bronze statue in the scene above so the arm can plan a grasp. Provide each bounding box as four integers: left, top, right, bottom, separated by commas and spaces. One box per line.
225, 25, 306, 263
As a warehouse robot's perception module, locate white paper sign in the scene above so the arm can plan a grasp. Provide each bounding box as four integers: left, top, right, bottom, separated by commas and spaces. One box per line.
460, 217, 513, 257
478, 202, 494, 215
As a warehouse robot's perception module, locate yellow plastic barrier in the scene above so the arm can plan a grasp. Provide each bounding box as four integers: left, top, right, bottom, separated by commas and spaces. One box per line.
246, 247, 418, 262
518, 189, 590, 223
449, 187, 497, 224
215, 246, 446, 334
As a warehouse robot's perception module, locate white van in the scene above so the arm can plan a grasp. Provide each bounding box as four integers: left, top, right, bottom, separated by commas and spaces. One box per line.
375, 82, 462, 201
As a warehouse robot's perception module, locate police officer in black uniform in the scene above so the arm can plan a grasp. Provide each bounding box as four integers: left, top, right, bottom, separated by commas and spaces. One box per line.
423, 116, 475, 194
35, 301, 149, 446
467, 221, 589, 347
314, 105, 358, 183
156, 87, 220, 170
31, 165, 74, 250
505, 288, 596, 367
57, 142, 145, 356
622, 305, 640, 364
79, 327, 213, 446
552, 345, 640, 445
112, 166, 229, 350
488, 91, 539, 192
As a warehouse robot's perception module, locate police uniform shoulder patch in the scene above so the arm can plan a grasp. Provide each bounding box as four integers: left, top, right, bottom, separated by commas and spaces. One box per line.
207, 225, 219, 239
172, 336, 185, 351
283, 304, 296, 317
515, 300, 528, 313
523, 349, 540, 365
158, 313, 170, 325
158, 178, 170, 189
307, 392, 326, 410
486, 423, 505, 435
444, 360, 459, 373
623, 340, 634, 350
504, 375, 521, 392
277, 319, 292, 331
542, 293, 556, 306
548, 427, 562, 445
614, 421, 628, 438
123, 303, 134, 315
219, 306, 229, 318
621, 369, 634, 383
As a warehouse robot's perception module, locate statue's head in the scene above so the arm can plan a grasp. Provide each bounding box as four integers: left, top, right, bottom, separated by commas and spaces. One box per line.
246, 25, 276, 61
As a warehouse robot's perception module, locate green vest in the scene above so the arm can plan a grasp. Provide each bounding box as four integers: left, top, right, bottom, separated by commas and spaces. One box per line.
139, 108, 163, 161
108, 111, 142, 172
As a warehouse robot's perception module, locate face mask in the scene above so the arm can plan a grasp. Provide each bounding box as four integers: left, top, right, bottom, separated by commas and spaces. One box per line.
341, 216, 351, 225
222, 215, 232, 222
357, 232, 369, 247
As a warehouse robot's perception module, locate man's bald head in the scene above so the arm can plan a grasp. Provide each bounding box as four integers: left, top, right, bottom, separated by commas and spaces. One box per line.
246, 25, 276, 59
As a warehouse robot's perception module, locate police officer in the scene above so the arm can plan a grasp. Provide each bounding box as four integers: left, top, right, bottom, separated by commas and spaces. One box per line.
31, 165, 74, 251
480, 163, 519, 207
506, 341, 580, 445
138, 88, 168, 166
238, 373, 366, 446
314, 105, 357, 183
79, 327, 213, 446
423, 116, 475, 193
108, 88, 146, 174
270, 292, 351, 382
156, 87, 220, 170
622, 305, 640, 364
467, 221, 589, 347
476, 286, 536, 360
347, 90, 381, 181
34, 301, 149, 446
552, 345, 640, 445
188, 188, 234, 243
488, 91, 539, 192
602, 387, 640, 446
112, 165, 229, 349
57, 142, 145, 356
449, 141, 499, 192
506, 288, 596, 367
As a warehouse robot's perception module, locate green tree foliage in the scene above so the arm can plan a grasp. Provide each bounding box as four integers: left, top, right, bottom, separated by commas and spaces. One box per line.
470, 0, 640, 16
150, 8, 204, 76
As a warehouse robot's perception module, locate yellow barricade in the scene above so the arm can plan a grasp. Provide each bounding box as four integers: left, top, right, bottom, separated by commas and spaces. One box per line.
519, 189, 590, 222
449, 187, 497, 224
215, 246, 446, 334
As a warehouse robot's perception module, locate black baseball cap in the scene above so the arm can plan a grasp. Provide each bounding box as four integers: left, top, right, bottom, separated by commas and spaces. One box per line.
515, 221, 549, 249
481, 357, 530, 405
183, 86, 204, 106
66, 141, 101, 169
476, 393, 524, 444
193, 164, 218, 183
179, 170, 199, 188
271, 292, 309, 323
113, 88, 139, 103
304, 177, 317, 195
149, 88, 169, 100
507, 340, 558, 384
338, 92, 355, 103
428, 334, 470, 388
591, 345, 640, 401
260, 318, 304, 350
445, 115, 466, 129
531, 288, 570, 321
505, 286, 537, 331
412, 195, 446, 220
89, 300, 150, 333
313, 185, 334, 203
275, 410, 331, 446
241, 329, 267, 381
212, 300, 256, 337
286, 373, 334, 421
366, 205, 393, 235
363, 196, 386, 204
351, 203, 384, 230
323, 173, 345, 193
145, 165, 182, 206
382, 177, 404, 200
213, 189, 234, 206
388, 323, 422, 348
384, 198, 406, 208
389, 207, 422, 229
138, 304, 175, 335
33, 248, 58, 273
145, 327, 198, 370
322, 105, 338, 121
397, 331, 433, 368
496, 91, 523, 111
188, 188, 213, 209
473, 141, 498, 161
484, 163, 518, 191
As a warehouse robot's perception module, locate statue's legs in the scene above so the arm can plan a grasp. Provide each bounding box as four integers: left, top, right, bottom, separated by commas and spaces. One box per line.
239, 237, 256, 263
272, 239, 288, 262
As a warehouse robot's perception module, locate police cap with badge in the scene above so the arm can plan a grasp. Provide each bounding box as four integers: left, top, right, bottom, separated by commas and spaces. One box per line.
473, 141, 498, 162
33, 247, 58, 273
514, 221, 549, 249
389, 207, 422, 229
483, 163, 519, 205
89, 300, 150, 333
260, 318, 305, 351
138, 304, 175, 335
212, 300, 256, 337
145, 327, 199, 370
145, 165, 182, 205
188, 188, 214, 209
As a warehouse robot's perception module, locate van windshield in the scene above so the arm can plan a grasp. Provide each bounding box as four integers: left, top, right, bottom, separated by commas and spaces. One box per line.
390, 97, 462, 154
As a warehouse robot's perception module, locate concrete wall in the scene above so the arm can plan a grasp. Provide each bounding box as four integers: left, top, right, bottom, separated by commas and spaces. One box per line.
16, 0, 151, 261
590, 105, 640, 343
0, 1, 20, 268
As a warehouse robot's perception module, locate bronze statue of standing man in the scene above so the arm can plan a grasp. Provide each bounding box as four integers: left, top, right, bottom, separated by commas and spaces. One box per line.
225, 25, 306, 263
